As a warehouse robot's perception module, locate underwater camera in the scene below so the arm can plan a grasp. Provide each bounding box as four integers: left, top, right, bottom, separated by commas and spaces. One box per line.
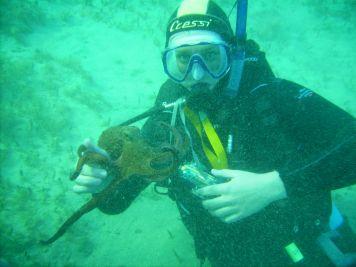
178, 163, 230, 197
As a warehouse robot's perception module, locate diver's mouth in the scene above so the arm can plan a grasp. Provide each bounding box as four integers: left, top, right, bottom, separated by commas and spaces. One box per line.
189, 82, 211, 95
185, 82, 217, 110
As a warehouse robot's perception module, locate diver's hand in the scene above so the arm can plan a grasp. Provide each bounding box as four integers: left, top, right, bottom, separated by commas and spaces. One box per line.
195, 169, 287, 223
72, 139, 111, 194
73, 165, 109, 194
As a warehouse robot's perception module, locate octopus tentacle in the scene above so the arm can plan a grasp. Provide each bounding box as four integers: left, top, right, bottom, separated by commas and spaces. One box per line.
41, 123, 184, 245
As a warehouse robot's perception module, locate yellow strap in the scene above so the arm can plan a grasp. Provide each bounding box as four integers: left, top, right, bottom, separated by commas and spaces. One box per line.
184, 107, 228, 169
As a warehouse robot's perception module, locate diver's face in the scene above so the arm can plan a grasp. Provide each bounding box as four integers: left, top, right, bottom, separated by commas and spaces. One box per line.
176, 44, 225, 91
176, 44, 222, 73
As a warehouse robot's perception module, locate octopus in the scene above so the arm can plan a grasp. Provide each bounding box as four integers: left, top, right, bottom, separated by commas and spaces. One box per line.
41, 123, 188, 245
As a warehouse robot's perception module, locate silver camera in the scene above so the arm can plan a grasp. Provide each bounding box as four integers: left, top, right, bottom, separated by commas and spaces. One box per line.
178, 163, 229, 189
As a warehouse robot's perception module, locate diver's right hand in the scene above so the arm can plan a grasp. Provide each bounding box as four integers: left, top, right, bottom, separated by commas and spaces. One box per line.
72, 164, 109, 194
72, 138, 111, 194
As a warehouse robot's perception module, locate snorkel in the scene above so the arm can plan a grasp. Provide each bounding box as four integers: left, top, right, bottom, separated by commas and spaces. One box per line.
225, 0, 248, 98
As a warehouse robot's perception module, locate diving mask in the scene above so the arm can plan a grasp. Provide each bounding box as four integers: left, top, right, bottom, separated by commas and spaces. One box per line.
163, 42, 231, 83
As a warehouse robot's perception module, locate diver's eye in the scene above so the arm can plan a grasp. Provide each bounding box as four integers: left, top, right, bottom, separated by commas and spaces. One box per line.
177, 53, 190, 64
204, 50, 219, 61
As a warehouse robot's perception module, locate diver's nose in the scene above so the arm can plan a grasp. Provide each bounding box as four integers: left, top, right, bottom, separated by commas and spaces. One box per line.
191, 62, 205, 81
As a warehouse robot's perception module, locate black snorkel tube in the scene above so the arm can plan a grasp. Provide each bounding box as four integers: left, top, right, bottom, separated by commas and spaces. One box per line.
225, 0, 248, 98
119, 101, 178, 126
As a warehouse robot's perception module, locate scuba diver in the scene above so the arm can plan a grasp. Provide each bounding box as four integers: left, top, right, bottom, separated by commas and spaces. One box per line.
72, 0, 356, 266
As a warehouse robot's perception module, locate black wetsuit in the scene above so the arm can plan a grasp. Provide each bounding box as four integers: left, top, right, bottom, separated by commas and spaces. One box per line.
97, 40, 356, 266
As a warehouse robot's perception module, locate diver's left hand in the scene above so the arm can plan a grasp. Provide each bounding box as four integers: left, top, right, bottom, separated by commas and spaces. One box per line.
195, 169, 287, 223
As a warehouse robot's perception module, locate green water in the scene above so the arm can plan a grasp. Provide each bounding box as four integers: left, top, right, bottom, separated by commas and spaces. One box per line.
0, 0, 355, 266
